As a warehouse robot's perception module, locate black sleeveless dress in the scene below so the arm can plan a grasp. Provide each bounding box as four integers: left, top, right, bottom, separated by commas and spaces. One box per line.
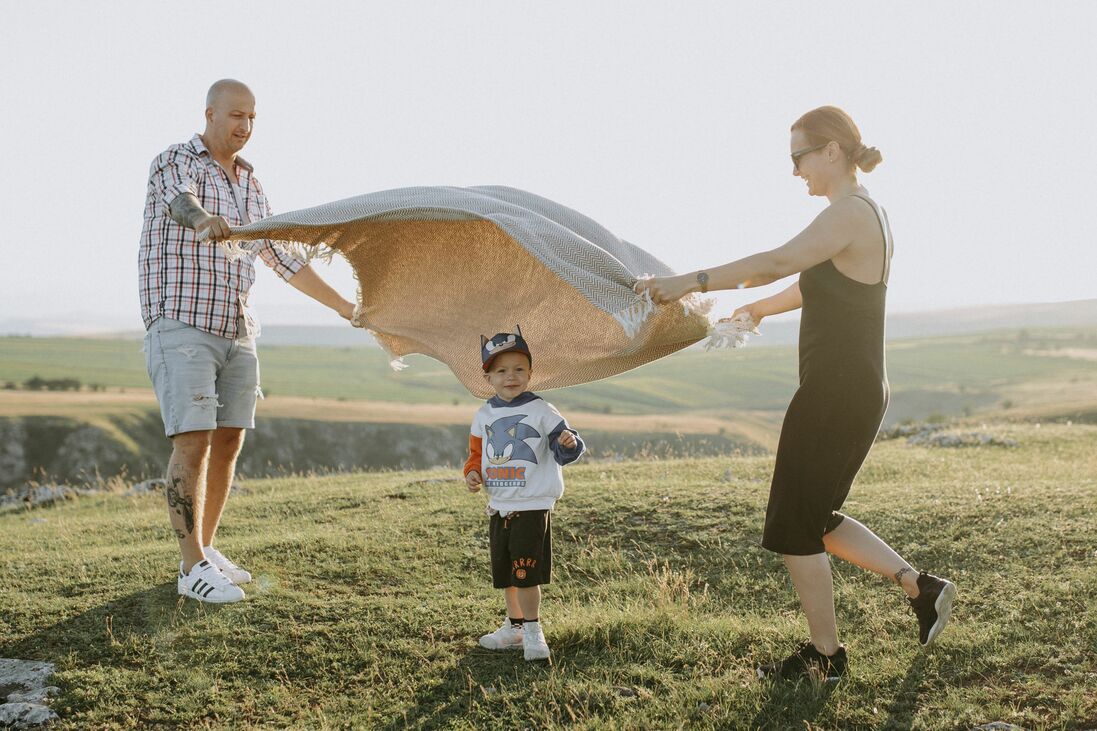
761, 194, 893, 556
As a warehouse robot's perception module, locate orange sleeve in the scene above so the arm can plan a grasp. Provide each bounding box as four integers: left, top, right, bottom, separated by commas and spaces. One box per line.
463, 434, 483, 476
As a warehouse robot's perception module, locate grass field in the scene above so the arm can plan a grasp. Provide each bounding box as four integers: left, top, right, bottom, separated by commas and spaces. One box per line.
3, 328, 1096, 420
2, 421, 1095, 729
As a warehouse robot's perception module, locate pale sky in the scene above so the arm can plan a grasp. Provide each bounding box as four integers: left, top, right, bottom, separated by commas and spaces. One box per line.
2, 1, 1094, 333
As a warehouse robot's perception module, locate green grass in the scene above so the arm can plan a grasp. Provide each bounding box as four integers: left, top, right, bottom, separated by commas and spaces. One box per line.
2, 422, 1095, 729
3, 328, 1096, 419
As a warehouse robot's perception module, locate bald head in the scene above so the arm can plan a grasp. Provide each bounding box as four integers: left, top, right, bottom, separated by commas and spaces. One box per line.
202, 79, 256, 160
206, 79, 254, 109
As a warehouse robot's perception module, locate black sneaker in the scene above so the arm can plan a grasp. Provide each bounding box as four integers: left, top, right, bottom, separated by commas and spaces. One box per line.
908, 571, 957, 646
756, 640, 847, 683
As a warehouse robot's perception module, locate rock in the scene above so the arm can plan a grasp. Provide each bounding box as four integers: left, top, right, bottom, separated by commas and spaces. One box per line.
52, 425, 133, 484
0, 659, 54, 690
128, 478, 166, 495
0, 659, 58, 728
613, 686, 638, 698
881, 422, 1018, 449
0, 702, 58, 728
0, 421, 28, 487
0, 485, 71, 510
5, 687, 58, 704
972, 723, 1029, 731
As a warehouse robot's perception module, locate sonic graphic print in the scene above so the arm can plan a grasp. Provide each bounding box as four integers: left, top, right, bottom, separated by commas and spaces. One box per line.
464, 391, 585, 514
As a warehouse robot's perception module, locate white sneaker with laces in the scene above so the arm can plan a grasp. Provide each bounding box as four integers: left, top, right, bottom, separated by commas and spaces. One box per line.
178, 559, 245, 603
203, 545, 252, 585
478, 620, 524, 650
523, 620, 551, 661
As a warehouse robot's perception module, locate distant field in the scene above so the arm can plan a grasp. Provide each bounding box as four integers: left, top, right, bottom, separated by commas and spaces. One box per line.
2, 422, 1094, 729
2, 328, 1096, 426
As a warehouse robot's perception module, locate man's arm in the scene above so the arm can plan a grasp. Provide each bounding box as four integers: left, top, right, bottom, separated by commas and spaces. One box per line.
285, 265, 356, 321
168, 194, 231, 241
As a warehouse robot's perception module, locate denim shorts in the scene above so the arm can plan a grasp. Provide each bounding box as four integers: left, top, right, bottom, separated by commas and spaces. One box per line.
144, 317, 261, 437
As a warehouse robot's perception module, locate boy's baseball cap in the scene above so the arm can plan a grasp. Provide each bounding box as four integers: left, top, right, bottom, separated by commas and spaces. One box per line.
481, 326, 532, 371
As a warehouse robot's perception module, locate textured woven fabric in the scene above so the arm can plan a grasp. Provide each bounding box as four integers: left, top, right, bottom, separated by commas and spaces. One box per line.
225, 186, 711, 397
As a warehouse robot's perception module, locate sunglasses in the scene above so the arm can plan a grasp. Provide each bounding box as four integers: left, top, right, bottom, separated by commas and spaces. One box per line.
790, 142, 829, 172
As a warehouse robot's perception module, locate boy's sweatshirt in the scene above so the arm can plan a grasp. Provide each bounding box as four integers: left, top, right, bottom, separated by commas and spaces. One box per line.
463, 392, 585, 515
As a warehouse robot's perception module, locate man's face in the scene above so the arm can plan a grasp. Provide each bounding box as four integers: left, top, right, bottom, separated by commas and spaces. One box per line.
483, 351, 532, 401
206, 89, 256, 155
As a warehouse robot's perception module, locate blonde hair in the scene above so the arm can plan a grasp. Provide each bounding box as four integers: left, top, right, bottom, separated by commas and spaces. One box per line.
792, 106, 882, 173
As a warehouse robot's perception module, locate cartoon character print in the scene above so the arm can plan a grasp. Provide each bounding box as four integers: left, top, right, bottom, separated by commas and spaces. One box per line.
485, 414, 540, 465
482, 332, 518, 356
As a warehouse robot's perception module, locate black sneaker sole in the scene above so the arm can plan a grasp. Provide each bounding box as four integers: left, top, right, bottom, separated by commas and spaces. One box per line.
924, 580, 956, 646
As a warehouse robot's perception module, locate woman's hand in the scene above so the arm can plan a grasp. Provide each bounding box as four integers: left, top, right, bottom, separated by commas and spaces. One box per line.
728, 302, 767, 328
633, 274, 693, 305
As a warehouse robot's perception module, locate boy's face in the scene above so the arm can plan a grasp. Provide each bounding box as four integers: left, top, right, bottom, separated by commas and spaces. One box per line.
483, 351, 532, 401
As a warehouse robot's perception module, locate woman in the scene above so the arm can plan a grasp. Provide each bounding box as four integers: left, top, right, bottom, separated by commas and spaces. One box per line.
636, 106, 955, 681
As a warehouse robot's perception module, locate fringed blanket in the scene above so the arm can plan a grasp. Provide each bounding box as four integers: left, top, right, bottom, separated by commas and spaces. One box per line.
224, 186, 736, 398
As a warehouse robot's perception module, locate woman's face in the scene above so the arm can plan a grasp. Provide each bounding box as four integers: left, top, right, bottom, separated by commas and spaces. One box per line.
790, 130, 831, 197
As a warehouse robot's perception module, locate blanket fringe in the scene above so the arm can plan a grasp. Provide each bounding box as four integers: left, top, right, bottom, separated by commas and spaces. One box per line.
703, 313, 760, 350
612, 289, 655, 339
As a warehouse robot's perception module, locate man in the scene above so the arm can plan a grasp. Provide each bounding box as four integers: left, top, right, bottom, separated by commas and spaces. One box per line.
139, 79, 357, 603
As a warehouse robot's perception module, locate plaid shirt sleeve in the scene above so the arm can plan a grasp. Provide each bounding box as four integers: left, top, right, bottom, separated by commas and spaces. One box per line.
253, 181, 305, 281
149, 147, 201, 209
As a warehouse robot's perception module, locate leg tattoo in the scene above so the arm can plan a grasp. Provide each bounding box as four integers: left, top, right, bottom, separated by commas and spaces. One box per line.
894, 567, 914, 585
167, 470, 196, 535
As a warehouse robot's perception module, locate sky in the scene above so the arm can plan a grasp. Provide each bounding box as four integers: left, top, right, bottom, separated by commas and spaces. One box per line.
2, 1, 1094, 333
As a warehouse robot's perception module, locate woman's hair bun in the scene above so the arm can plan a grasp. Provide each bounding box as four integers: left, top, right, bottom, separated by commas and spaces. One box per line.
853, 145, 882, 173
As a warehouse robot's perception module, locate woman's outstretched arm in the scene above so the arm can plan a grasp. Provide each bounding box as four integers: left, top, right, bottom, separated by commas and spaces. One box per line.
731, 282, 802, 327
636, 198, 859, 304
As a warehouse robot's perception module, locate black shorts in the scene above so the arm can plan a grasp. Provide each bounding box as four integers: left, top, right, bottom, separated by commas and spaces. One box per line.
489, 510, 552, 589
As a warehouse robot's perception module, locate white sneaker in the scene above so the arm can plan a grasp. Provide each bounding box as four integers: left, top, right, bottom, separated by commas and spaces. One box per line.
478, 620, 524, 650
178, 560, 245, 603
523, 621, 551, 661
203, 546, 252, 585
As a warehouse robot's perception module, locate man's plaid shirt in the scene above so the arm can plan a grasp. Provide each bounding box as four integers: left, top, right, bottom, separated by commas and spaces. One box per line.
138, 134, 304, 339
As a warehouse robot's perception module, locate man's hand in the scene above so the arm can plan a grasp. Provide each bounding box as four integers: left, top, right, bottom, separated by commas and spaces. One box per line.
337, 299, 356, 323
466, 470, 483, 492
558, 430, 578, 450
195, 213, 232, 242
169, 193, 231, 241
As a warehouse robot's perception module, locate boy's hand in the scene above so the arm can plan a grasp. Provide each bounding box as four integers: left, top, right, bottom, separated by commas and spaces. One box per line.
558, 430, 577, 450
466, 470, 483, 492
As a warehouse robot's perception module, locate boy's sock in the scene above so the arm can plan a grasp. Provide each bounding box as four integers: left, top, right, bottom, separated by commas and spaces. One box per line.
509, 617, 525, 627
524, 618, 538, 624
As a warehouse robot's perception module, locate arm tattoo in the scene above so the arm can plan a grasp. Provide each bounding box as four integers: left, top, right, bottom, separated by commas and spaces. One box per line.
168, 193, 210, 229
167, 469, 196, 535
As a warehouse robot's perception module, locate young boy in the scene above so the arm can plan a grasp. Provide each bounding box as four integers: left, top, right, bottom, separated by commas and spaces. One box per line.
464, 327, 585, 661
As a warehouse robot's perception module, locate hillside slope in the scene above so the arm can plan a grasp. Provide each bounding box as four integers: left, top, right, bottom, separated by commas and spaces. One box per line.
2, 422, 1094, 729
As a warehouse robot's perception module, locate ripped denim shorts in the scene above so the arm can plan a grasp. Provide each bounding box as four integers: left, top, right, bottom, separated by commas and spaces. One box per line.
144, 317, 261, 437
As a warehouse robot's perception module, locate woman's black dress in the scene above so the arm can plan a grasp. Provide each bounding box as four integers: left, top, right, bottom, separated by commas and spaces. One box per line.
761, 194, 893, 556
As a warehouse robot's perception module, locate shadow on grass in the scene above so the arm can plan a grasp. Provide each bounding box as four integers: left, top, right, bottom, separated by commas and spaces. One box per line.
748, 676, 836, 729
0, 582, 230, 665
380, 645, 555, 730
881, 653, 929, 731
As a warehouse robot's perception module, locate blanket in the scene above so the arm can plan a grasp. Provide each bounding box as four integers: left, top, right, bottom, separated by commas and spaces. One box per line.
225, 186, 721, 398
